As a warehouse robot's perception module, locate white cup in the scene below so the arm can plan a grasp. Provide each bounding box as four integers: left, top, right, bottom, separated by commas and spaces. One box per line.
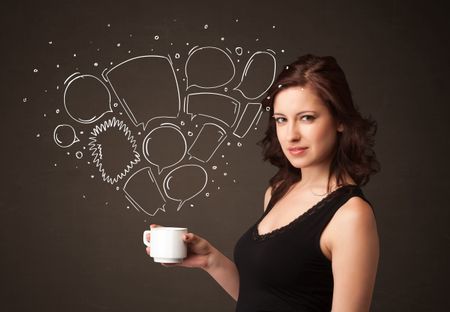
143, 227, 188, 263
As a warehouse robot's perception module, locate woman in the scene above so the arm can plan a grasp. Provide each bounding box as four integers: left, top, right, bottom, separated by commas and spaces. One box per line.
145, 54, 380, 311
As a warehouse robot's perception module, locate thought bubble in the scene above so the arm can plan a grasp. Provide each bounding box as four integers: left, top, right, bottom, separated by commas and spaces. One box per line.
63, 74, 112, 123
123, 167, 166, 216
142, 124, 187, 174
185, 92, 240, 127
188, 123, 227, 162
185, 46, 235, 89
53, 124, 80, 148
105, 55, 180, 130
234, 51, 276, 100
233, 103, 262, 138
163, 164, 208, 211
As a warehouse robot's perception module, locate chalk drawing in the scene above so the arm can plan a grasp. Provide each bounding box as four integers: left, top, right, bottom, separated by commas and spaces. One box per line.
185, 46, 235, 89
123, 167, 166, 216
233, 103, 262, 138
104, 55, 181, 131
88, 117, 140, 184
54, 124, 80, 148
163, 164, 208, 211
188, 123, 227, 163
44, 27, 280, 219
185, 92, 240, 128
64, 74, 113, 123
234, 51, 277, 100
142, 123, 187, 174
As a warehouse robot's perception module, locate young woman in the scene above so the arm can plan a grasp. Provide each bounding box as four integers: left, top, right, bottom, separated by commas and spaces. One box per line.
145, 54, 380, 312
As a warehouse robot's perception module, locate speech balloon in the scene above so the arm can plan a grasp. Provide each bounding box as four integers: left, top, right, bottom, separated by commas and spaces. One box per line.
163, 164, 208, 211
105, 55, 181, 130
63, 74, 112, 123
53, 124, 80, 148
142, 124, 187, 174
123, 167, 166, 216
185, 92, 240, 128
234, 51, 276, 100
185, 46, 235, 89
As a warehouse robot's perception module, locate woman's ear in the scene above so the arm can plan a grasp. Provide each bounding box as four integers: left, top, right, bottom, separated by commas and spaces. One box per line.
337, 122, 344, 132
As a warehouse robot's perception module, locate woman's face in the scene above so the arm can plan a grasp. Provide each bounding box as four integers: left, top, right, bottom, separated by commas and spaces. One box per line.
273, 86, 343, 170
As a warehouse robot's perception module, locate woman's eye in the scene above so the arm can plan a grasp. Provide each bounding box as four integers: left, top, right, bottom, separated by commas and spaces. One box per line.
273, 117, 287, 123
300, 115, 315, 122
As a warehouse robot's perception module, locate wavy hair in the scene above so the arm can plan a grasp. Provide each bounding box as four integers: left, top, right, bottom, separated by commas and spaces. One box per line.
258, 54, 380, 205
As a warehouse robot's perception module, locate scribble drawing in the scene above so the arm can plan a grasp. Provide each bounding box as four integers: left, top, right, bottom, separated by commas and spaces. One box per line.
63, 74, 112, 123
88, 117, 141, 184
233, 103, 262, 138
53, 124, 80, 148
234, 51, 277, 100
185, 92, 241, 128
105, 55, 181, 131
185, 46, 236, 89
163, 164, 208, 211
142, 123, 187, 174
188, 123, 227, 163
123, 167, 166, 216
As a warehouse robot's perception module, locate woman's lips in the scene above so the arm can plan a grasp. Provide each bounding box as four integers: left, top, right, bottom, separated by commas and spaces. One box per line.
288, 147, 308, 156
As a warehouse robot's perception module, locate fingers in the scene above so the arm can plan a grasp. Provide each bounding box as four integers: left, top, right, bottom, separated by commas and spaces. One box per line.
183, 233, 199, 243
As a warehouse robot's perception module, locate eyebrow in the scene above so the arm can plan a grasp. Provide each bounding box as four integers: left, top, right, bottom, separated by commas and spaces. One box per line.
272, 111, 316, 116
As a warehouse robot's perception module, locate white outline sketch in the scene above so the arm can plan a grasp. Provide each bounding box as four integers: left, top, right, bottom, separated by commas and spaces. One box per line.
88, 117, 141, 184
234, 51, 277, 100
53, 124, 80, 148
142, 123, 187, 174
184, 92, 241, 128
188, 123, 227, 163
104, 55, 181, 131
185, 46, 236, 89
123, 167, 166, 216
233, 103, 262, 138
63, 74, 113, 123
162, 164, 208, 211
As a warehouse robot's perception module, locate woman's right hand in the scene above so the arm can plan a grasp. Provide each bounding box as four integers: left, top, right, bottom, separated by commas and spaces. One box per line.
145, 224, 216, 270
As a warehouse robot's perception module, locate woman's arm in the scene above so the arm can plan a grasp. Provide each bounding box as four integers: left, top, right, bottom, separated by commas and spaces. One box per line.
328, 197, 380, 312
146, 225, 240, 301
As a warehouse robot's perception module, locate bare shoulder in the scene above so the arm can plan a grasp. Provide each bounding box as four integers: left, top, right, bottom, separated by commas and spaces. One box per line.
328, 196, 378, 247
263, 186, 273, 211
334, 196, 376, 225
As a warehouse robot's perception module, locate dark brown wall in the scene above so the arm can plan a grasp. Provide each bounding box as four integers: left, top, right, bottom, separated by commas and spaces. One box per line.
1, 0, 449, 311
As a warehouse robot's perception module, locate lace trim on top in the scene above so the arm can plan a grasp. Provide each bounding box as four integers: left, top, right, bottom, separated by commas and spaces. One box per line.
252, 185, 358, 241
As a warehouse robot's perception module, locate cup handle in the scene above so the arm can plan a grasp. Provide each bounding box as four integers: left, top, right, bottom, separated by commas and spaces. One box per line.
143, 230, 151, 247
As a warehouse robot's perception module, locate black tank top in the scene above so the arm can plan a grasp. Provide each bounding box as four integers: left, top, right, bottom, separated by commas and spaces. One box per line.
233, 185, 371, 312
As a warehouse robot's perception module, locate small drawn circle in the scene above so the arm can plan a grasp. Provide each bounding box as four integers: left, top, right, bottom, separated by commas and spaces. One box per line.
75, 151, 83, 159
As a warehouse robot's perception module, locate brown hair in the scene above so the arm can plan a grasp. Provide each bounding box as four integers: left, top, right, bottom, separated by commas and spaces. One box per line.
258, 54, 380, 205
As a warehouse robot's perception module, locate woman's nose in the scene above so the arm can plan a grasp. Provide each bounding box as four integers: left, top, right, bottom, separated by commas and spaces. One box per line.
287, 122, 301, 141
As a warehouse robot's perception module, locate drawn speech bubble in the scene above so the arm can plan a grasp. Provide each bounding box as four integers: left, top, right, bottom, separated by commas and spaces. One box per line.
123, 167, 166, 216
142, 124, 187, 174
234, 51, 276, 100
105, 55, 180, 131
63, 74, 112, 124
53, 124, 80, 148
163, 164, 208, 211
185, 46, 236, 89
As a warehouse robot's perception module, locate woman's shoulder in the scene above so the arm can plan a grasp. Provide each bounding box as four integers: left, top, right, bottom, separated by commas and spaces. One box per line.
331, 194, 377, 237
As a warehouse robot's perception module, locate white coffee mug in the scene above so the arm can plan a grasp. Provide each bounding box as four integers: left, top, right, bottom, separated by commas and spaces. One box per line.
143, 227, 188, 263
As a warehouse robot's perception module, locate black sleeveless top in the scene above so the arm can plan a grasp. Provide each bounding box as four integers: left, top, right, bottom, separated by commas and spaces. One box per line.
233, 185, 370, 312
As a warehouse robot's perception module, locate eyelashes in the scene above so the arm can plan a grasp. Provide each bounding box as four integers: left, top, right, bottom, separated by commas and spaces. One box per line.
272, 115, 316, 124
